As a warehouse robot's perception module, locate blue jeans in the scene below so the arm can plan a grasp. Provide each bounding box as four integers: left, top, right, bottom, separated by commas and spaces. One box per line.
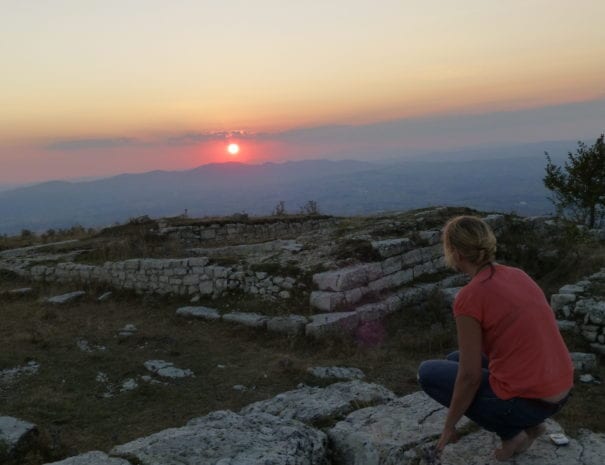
418, 352, 568, 440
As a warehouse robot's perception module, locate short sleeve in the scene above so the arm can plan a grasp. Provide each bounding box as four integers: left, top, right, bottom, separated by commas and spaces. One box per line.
453, 284, 483, 323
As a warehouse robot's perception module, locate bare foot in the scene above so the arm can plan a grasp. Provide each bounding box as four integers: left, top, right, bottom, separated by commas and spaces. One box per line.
494, 431, 529, 461
515, 423, 547, 454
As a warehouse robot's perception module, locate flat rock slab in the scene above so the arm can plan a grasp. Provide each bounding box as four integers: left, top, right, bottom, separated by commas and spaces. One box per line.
306, 312, 360, 338
45, 451, 131, 465
144, 360, 194, 379
47, 290, 86, 304
240, 380, 396, 426
0, 361, 40, 383
267, 314, 308, 335
440, 422, 605, 465
559, 284, 585, 294
328, 391, 470, 465
97, 292, 113, 302
7, 287, 33, 295
111, 410, 328, 465
223, 312, 268, 328
176, 306, 221, 320
570, 352, 597, 371
307, 366, 365, 380
0, 416, 38, 458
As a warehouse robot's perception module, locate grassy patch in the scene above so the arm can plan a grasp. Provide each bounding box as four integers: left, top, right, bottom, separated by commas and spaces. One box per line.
0, 282, 455, 464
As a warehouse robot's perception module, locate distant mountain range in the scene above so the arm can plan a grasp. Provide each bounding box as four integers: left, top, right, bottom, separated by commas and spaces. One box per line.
0, 140, 577, 234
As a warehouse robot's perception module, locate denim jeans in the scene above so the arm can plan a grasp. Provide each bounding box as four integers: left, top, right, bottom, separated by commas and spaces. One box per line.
417, 351, 568, 440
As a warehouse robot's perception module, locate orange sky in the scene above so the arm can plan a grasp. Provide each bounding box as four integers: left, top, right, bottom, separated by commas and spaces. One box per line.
1, 1, 605, 184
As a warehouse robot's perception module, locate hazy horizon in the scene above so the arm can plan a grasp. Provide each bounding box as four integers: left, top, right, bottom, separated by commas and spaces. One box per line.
2, 1, 604, 185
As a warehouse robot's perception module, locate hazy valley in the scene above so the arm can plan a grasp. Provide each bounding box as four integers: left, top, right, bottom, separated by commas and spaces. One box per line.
0, 140, 574, 234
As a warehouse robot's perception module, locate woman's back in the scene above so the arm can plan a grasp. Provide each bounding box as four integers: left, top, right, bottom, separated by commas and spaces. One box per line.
453, 264, 574, 400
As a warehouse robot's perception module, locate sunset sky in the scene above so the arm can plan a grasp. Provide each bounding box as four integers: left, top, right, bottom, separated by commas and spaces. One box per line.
2, 0, 605, 185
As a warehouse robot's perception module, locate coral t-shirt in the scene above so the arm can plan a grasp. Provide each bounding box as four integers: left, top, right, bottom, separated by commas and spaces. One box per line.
453, 264, 574, 400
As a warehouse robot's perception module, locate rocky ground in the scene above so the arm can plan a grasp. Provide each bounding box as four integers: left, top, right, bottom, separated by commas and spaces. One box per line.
1, 207, 604, 464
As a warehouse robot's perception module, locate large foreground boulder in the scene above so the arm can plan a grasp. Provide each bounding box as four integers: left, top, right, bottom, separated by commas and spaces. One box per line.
240, 380, 396, 426
0, 416, 38, 462
440, 421, 605, 465
111, 410, 328, 465
328, 391, 470, 465
45, 451, 130, 464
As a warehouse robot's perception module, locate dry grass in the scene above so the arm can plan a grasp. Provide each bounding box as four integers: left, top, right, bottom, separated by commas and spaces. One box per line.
0, 275, 450, 464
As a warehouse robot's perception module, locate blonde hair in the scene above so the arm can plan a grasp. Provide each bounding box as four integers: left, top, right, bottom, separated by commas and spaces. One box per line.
442, 216, 497, 269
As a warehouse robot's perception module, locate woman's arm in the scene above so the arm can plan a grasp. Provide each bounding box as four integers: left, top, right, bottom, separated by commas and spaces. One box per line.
437, 315, 483, 451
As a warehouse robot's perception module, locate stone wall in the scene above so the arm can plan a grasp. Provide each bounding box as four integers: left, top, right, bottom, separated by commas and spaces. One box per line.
310, 239, 445, 312
1, 257, 297, 300
307, 214, 560, 313
158, 218, 336, 246
551, 269, 605, 355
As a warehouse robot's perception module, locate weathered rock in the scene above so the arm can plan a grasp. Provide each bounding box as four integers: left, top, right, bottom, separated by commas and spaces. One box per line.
574, 299, 605, 319
176, 306, 221, 321
306, 312, 360, 338
550, 293, 577, 313
240, 380, 395, 426
482, 214, 506, 230
0, 416, 38, 460
440, 422, 605, 465
97, 291, 113, 302
371, 238, 413, 258
570, 352, 597, 371
307, 366, 365, 380
559, 284, 585, 294
418, 230, 441, 245
45, 451, 131, 464
355, 302, 391, 322
313, 265, 370, 292
557, 320, 577, 331
590, 343, 605, 355
441, 287, 461, 306
117, 324, 137, 338
266, 314, 308, 335
144, 360, 194, 379
47, 290, 86, 304
281, 240, 304, 253
222, 312, 268, 328
76, 339, 106, 353
111, 410, 328, 465
328, 391, 470, 465
7, 287, 33, 295
0, 361, 40, 383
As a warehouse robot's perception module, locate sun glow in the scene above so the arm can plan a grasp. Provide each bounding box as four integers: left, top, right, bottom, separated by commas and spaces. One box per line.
227, 143, 240, 155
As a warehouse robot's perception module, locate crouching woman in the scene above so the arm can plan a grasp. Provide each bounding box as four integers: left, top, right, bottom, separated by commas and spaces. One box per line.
418, 216, 573, 461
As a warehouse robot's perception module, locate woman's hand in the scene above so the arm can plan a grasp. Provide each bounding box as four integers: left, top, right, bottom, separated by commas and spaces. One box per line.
437, 426, 459, 452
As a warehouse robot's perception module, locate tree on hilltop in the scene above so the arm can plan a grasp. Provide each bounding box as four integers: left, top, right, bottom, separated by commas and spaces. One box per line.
543, 134, 605, 228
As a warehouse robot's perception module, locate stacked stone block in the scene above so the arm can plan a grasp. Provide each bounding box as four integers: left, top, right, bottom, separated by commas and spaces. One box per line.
159, 218, 335, 246
2, 257, 297, 300
310, 241, 445, 312
550, 269, 605, 355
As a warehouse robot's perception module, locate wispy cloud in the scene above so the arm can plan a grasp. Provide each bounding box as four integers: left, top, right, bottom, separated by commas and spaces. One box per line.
165, 131, 262, 145
46, 137, 136, 151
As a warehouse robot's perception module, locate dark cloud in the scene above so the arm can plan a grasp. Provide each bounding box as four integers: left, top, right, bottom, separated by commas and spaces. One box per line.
46, 137, 135, 151
165, 131, 262, 145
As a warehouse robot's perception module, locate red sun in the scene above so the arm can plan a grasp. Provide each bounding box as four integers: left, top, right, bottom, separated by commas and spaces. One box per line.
227, 143, 240, 155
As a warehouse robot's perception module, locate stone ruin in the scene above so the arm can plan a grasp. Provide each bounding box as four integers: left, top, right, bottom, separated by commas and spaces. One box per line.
1, 209, 578, 342
1, 207, 605, 463
551, 269, 605, 356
